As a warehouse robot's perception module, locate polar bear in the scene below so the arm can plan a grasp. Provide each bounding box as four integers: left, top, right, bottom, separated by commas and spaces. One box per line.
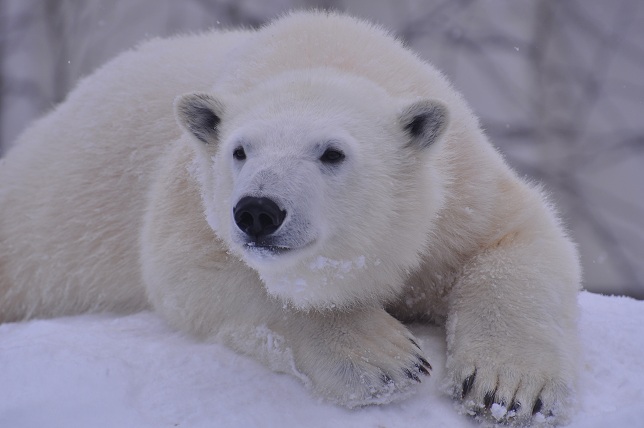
0, 11, 580, 425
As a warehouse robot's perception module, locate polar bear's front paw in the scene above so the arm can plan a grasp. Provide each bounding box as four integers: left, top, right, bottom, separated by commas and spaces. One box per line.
447, 354, 573, 426
295, 308, 431, 408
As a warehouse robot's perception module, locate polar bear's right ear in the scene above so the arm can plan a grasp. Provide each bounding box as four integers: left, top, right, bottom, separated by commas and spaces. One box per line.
399, 99, 449, 151
174, 92, 225, 144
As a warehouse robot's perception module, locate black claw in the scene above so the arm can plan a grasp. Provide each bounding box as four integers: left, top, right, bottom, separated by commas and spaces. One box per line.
462, 372, 476, 399
409, 338, 421, 350
381, 373, 393, 384
404, 368, 421, 383
484, 391, 495, 409
509, 400, 521, 413
415, 363, 430, 376
417, 355, 432, 371
532, 398, 543, 415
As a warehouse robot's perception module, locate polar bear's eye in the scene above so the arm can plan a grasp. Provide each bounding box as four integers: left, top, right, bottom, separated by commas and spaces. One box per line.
233, 147, 246, 161
320, 148, 345, 164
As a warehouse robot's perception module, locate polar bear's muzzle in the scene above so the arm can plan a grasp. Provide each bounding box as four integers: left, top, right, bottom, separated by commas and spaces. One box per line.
233, 196, 286, 245
231, 194, 314, 259
228, 156, 324, 261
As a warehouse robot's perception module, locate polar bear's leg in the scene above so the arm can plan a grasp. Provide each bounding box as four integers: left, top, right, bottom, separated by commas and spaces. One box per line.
284, 305, 433, 407
445, 229, 580, 424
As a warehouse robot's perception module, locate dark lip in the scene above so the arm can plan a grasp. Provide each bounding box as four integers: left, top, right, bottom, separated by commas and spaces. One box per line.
244, 243, 292, 255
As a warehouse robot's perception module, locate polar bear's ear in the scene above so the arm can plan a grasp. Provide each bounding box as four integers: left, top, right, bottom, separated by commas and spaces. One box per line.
399, 99, 449, 151
175, 92, 225, 144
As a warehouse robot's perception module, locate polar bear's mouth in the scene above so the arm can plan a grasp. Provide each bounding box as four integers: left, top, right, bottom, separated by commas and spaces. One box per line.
244, 243, 292, 256
242, 240, 318, 261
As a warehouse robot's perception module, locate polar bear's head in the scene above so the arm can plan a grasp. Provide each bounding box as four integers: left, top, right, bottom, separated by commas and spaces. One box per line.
176, 71, 449, 310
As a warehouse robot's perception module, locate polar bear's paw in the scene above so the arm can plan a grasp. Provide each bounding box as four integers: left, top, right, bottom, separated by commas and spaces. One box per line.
446, 355, 573, 427
295, 308, 431, 408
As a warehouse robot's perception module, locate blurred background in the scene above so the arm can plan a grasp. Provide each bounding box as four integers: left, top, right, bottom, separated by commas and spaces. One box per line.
1, 0, 642, 298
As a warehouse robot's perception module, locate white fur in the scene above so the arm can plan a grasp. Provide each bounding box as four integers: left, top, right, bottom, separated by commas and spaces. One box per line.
0, 11, 580, 425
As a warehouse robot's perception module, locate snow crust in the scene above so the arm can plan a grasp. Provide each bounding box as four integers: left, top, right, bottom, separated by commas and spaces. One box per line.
1, 291, 642, 428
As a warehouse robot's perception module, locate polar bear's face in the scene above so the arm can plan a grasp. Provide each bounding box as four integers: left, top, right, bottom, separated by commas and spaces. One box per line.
176, 73, 449, 309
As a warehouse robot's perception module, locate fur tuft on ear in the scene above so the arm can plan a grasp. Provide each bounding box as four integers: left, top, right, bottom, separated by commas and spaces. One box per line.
174, 93, 225, 143
399, 99, 449, 150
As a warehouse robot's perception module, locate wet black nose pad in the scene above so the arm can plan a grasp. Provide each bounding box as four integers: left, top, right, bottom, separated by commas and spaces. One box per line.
233, 196, 286, 240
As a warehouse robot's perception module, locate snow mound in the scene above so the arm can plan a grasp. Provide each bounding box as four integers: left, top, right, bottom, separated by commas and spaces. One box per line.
1, 291, 642, 427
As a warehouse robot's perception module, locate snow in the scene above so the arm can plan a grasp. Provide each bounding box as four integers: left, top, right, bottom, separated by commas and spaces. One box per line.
1, 291, 643, 428
309, 256, 367, 272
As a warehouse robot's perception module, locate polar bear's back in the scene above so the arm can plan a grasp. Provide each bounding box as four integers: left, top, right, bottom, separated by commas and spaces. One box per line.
219, 13, 447, 100
0, 30, 250, 320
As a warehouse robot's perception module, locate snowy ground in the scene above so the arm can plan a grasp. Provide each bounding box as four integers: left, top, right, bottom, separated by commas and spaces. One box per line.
1, 291, 642, 428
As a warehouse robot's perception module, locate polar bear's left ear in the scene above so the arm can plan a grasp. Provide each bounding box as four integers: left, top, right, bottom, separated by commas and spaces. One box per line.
399, 99, 449, 151
174, 92, 225, 144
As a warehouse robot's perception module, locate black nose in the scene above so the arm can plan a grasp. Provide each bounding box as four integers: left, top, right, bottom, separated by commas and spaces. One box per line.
233, 196, 286, 240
